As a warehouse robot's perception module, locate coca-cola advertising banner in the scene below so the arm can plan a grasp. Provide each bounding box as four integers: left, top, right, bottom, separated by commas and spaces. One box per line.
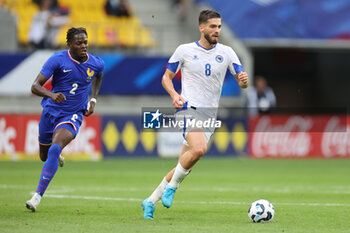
249, 115, 349, 158
0, 114, 102, 161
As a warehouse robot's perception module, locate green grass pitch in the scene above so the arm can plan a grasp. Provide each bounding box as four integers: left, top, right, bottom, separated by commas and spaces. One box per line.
0, 158, 350, 233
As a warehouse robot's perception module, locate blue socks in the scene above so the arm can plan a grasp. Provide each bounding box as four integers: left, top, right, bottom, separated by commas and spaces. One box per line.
36, 144, 61, 196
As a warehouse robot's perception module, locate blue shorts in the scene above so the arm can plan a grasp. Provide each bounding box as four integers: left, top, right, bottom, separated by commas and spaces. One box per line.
38, 108, 83, 145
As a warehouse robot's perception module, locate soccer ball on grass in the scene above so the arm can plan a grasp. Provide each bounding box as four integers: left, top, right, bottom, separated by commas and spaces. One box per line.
248, 199, 275, 223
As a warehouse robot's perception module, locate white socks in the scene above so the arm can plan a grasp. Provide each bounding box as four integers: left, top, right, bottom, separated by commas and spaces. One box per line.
147, 163, 190, 204
168, 162, 190, 188
148, 177, 168, 204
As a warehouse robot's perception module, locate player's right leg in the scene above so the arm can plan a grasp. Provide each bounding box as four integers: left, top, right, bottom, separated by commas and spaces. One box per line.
26, 143, 62, 212
162, 129, 207, 208
26, 127, 74, 212
26, 111, 54, 212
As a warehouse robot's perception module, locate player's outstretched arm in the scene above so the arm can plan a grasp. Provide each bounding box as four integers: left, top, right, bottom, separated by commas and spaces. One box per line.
235, 71, 249, 89
161, 69, 185, 109
85, 72, 103, 117
31, 73, 66, 103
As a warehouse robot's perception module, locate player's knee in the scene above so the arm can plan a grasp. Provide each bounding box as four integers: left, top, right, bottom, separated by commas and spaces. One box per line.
192, 144, 207, 158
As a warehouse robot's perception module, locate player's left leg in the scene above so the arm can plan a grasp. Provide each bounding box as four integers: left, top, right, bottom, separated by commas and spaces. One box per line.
37, 110, 65, 167
58, 154, 64, 167
39, 143, 50, 162
39, 143, 64, 167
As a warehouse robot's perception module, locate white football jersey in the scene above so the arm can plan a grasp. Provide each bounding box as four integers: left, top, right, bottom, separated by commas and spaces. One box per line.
167, 41, 243, 108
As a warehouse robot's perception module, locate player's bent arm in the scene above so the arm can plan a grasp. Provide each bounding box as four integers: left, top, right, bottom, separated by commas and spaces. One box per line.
90, 72, 103, 100
31, 73, 54, 98
85, 72, 103, 117
161, 69, 178, 98
31, 73, 66, 103
161, 69, 184, 108
234, 72, 249, 89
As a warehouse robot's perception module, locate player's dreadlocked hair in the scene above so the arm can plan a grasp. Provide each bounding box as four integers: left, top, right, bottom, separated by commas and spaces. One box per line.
66, 27, 88, 44
198, 9, 221, 25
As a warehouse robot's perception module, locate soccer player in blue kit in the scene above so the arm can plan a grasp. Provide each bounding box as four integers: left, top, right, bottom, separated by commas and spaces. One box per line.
26, 27, 104, 212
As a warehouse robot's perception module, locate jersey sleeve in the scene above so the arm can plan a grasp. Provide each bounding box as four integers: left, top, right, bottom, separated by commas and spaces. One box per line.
166, 45, 184, 74
227, 47, 243, 75
40, 52, 60, 79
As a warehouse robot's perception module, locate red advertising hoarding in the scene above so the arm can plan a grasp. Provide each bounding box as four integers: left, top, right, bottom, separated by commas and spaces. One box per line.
249, 115, 350, 158
0, 114, 101, 161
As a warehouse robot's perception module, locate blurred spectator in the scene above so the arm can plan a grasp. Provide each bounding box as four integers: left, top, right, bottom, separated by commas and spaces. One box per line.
170, 0, 187, 22
247, 75, 276, 116
32, 0, 58, 9
28, 0, 68, 49
105, 0, 131, 17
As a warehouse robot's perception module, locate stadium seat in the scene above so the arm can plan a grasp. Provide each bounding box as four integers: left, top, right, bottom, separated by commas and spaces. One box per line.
1, 0, 155, 48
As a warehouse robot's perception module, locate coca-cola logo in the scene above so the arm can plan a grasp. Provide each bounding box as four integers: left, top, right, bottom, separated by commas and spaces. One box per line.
251, 116, 312, 157
321, 117, 350, 157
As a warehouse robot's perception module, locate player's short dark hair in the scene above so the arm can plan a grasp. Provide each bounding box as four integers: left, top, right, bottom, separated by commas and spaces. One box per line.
199, 9, 221, 25
66, 27, 88, 44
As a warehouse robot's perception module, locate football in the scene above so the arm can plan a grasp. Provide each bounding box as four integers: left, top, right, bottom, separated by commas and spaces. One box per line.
248, 199, 275, 223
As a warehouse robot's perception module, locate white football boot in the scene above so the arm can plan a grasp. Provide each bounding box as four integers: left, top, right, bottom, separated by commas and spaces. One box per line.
59, 154, 64, 167
26, 193, 42, 212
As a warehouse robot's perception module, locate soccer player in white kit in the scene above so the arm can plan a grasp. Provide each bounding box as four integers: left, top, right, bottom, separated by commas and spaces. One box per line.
142, 9, 249, 219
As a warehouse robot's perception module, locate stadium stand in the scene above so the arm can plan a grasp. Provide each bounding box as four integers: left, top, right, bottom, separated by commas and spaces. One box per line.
0, 7, 17, 51
1, 0, 155, 48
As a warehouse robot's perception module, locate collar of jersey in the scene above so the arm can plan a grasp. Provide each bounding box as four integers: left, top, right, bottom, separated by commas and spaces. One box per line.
67, 50, 89, 64
195, 41, 216, 51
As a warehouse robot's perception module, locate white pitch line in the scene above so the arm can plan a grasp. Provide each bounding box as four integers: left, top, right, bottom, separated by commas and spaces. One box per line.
43, 194, 350, 207
4, 184, 350, 194
0, 184, 350, 195
44, 194, 143, 202
2, 184, 350, 194
0, 184, 33, 189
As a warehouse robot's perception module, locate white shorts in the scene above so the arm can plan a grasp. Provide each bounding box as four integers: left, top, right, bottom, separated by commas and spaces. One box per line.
174, 104, 216, 146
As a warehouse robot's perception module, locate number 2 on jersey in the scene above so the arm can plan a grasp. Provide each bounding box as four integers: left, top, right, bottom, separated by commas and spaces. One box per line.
70, 83, 78, 94
205, 63, 211, 76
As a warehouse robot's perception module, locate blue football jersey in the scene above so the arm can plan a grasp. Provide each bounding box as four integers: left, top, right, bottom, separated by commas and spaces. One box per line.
40, 50, 104, 116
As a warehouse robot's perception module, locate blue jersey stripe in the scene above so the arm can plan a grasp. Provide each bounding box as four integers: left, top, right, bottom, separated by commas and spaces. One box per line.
167, 61, 179, 73
233, 63, 243, 74
195, 41, 216, 50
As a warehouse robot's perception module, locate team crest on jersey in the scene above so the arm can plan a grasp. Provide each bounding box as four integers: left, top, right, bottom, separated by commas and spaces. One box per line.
193, 55, 199, 60
86, 68, 95, 80
215, 55, 223, 63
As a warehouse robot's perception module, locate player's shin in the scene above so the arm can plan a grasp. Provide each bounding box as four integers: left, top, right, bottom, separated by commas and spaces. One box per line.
148, 177, 168, 204
168, 162, 190, 188
35, 144, 62, 196
161, 163, 189, 208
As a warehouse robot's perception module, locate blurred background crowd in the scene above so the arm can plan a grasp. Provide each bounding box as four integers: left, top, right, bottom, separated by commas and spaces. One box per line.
0, 0, 350, 159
